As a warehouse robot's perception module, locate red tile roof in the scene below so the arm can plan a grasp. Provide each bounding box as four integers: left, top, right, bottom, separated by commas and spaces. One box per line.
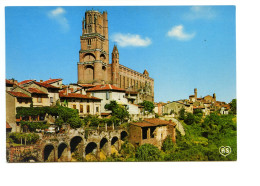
131, 118, 176, 127
6, 122, 12, 129
86, 84, 125, 92
18, 80, 35, 86
6, 79, 14, 85
27, 88, 47, 94
59, 93, 101, 100
34, 82, 60, 89
7, 91, 31, 98
43, 78, 62, 84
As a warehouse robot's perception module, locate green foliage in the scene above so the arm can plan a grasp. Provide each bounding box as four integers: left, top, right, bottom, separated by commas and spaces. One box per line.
229, 99, 237, 115
140, 100, 155, 113
105, 101, 129, 123
8, 132, 39, 145
162, 136, 175, 152
120, 141, 135, 158
135, 144, 162, 161
16, 106, 81, 129
163, 114, 237, 161
179, 108, 185, 120
155, 113, 159, 118
184, 113, 195, 125
67, 117, 83, 129
20, 121, 49, 132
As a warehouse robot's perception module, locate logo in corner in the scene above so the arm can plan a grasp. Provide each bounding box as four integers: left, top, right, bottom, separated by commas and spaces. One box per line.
219, 146, 231, 157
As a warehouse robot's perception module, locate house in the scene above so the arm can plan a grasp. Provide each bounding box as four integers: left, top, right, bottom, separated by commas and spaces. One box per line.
6, 90, 32, 132
85, 84, 142, 120
129, 118, 176, 149
42, 78, 63, 88
59, 92, 102, 117
163, 101, 193, 116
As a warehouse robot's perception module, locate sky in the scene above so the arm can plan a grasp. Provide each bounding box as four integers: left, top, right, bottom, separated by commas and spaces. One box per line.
5, 6, 236, 103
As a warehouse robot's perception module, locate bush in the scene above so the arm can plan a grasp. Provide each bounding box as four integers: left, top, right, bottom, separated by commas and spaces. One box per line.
162, 136, 175, 152
8, 132, 39, 145
135, 144, 161, 161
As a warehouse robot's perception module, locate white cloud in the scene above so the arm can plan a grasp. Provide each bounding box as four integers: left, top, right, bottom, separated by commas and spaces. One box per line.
111, 33, 152, 47
184, 6, 216, 20
167, 25, 195, 41
47, 7, 69, 31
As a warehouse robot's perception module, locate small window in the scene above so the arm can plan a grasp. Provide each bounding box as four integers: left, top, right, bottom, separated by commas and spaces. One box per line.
80, 105, 83, 113
106, 91, 109, 100
73, 105, 76, 109
50, 97, 53, 103
87, 105, 90, 113
96, 106, 99, 113
37, 97, 42, 103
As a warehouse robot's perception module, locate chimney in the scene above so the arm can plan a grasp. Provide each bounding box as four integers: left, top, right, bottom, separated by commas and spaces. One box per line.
40, 80, 43, 83
66, 87, 68, 95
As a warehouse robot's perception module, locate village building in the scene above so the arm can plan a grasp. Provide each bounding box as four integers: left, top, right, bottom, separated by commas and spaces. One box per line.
77, 10, 154, 102
59, 91, 102, 117
85, 84, 142, 120
128, 118, 176, 149
42, 78, 63, 89
163, 101, 193, 116
6, 90, 32, 132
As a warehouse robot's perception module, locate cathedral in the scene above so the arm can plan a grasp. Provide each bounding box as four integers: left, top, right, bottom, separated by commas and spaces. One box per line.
77, 10, 154, 102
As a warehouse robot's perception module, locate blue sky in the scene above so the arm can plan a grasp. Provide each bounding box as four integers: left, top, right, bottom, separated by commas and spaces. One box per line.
5, 6, 236, 103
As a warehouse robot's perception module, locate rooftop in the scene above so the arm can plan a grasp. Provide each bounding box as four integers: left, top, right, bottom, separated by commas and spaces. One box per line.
131, 118, 175, 127
59, 93, 101, 100
7, 91, 31, 98
43, 78, 62, 84
86, 84, 125, 92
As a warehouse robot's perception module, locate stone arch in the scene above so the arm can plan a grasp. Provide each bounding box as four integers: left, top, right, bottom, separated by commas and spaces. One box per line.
58, 142, 69, 162
121, 131, 128, 141
100, 54, 106, 61
111, 136, 120, 151
83, 53, 96, 62
70, 136, 83, 154
85, 65, 94, 80
100, 137, 109, 156
43, 144, 55, 162
85, 142, 98, 155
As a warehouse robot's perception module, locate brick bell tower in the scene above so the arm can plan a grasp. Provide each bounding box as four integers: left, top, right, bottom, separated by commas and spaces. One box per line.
112, 45, 119, 87
77, 10, 109, 84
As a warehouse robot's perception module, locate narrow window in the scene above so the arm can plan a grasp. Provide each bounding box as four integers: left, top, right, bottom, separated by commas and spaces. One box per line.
87, 105, 90, 113
73, 105, 76, 109
80, 105, 83, 113
96, 106, 99, 113
50, 97, 53, 103
37, 97, 42, 103
106, 91, 109, 100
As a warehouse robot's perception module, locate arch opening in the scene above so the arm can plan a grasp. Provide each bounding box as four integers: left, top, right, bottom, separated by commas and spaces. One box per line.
58, 143, 68, 161
83, 53, 96, 62
121, 131, 128, 141
70, 136, 83, 153
111, 136, 119, 151
43, 144, 55, 162
85, 142, 98, 155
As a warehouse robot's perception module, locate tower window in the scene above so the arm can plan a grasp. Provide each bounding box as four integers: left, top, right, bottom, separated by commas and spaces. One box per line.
88, 15, 92, 23
88, 25, 92, 33
88, 39, 91, 46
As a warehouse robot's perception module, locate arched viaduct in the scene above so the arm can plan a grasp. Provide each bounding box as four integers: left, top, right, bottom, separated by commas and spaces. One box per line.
36, 128, 128, 162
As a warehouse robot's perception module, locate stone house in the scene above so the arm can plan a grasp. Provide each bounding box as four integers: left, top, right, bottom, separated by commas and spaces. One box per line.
163, 101, 193, 116
6, 91, 32, 132
42, 78, 63, 88
129, 118, 176, 149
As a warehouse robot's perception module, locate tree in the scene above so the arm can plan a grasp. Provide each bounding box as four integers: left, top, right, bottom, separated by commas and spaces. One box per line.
184, 113, 195, 125
135, 144, 161, 161
179, 108, 185, 120
229, 99, 237, 115
140, 100, 155, 114
162, 136, 175, 152
105, 101, 129, 123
